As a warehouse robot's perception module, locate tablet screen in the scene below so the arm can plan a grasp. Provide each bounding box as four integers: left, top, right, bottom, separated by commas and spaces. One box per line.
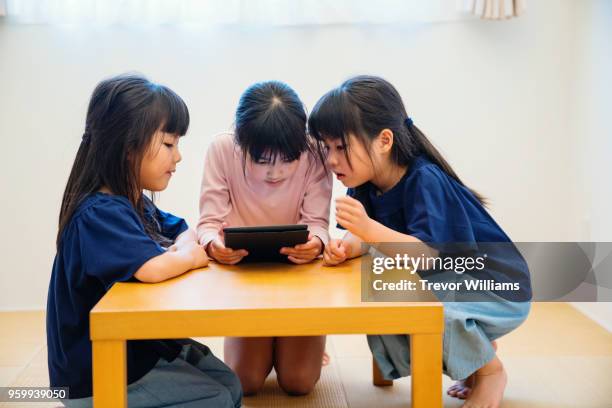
223, 224, 308, 234
223, 224, 309, 262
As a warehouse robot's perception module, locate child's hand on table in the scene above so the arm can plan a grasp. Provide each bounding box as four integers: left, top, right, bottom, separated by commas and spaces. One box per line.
169, 229, 209, 269
281, 233, 323, 264
167, 229, 208, 269
185, 241, 209, 269
323, 239, 350, 266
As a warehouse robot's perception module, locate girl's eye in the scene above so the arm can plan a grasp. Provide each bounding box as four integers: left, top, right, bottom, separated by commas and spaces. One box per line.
164, 142, 174, 148
336, 144, 345, 151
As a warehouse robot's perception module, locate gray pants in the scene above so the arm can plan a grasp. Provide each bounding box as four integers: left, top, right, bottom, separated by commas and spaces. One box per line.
63, 340, 242, 408
368, 290, 530, 381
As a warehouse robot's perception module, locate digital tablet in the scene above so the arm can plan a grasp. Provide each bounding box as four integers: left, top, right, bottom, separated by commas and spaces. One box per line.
223, 224, 309, 262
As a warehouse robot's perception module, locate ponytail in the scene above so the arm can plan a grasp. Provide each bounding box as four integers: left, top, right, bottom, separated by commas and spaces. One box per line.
309, 75, 487, 206
406, 121, 487, 205
57, 130, 101, 248
56, 74, 190, 250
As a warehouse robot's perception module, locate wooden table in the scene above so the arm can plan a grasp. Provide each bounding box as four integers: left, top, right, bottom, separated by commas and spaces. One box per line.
90, 258, 443, 407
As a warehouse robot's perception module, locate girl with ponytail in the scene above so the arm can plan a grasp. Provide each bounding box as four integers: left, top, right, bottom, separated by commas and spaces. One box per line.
308, 75, 531, 408
48, 74, 241, 407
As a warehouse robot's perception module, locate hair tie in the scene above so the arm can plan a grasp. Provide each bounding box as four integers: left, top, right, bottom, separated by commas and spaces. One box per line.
404, 117, 414, 127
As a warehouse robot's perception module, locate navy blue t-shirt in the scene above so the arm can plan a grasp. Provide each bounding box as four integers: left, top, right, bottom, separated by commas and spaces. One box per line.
347, 155, 532, 301
46, 192, 188, 398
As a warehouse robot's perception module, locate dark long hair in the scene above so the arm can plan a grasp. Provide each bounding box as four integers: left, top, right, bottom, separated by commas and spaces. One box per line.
308, 75, 486, 205
234, 80, 324, 166
56, 73, 189, 249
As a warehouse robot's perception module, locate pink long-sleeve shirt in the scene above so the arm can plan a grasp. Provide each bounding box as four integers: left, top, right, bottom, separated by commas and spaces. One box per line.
197, 132, 332, 247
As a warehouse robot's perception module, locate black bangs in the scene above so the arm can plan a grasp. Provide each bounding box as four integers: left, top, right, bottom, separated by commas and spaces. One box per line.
57, 73, 193, 249
307, 87, 363, 148
235, 81, 308, 163
237, 105, 307, 162
307, 74, 488, 205
154, 84, 190, 136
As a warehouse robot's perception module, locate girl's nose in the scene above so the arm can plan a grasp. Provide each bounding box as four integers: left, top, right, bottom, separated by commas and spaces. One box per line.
327, 150, 338, 167
270, 161, 284, 175
174, 148, 182, 163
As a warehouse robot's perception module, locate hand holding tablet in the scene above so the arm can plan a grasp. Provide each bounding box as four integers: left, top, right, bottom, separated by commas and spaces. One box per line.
207, 236, 249, 265
279, 233, 323, 264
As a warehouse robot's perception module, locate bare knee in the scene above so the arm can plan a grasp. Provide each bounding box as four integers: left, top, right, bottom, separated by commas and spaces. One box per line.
224, 337, 274, 396
277, 370, 320, 396
237, 372, 266, 396
233, 367, 268, 396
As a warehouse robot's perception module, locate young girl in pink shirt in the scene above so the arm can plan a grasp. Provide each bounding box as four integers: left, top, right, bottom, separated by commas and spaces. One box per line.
197, 81, 332, 396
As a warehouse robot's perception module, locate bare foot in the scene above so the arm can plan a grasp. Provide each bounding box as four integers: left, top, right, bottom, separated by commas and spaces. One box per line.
447, 375, 474, 399
461, 355, 507, 408
322, 351, 330, 366
447, 340, 497, 400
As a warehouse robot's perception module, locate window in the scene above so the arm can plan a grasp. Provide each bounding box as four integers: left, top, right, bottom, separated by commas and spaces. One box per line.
3, 0, 476, 26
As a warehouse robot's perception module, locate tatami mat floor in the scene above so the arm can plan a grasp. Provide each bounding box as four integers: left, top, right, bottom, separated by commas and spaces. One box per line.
0, 303, 610, 407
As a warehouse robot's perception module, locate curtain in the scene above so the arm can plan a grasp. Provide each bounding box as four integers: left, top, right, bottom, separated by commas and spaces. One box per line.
459, 0, 526, 20
3, 0, 471, 25
4, 0, 526, 25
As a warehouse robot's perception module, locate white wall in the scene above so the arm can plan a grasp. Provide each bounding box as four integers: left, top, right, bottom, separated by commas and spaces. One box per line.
0, 0, 607, 310
571, 0, 612, 242
569, 0, 612, 330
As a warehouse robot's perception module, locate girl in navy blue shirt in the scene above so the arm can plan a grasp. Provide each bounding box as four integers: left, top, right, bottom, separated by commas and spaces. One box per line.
47, 74, 241, 408
308, 76, 531, 408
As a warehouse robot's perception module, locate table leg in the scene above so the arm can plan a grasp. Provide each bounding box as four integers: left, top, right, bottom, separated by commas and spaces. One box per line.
92, 340, 127, 408
410, 333, 442, 408
372, 357, 393, 386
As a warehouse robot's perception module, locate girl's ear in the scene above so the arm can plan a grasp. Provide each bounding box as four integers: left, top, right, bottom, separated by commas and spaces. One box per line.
375, 129, 394, 154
